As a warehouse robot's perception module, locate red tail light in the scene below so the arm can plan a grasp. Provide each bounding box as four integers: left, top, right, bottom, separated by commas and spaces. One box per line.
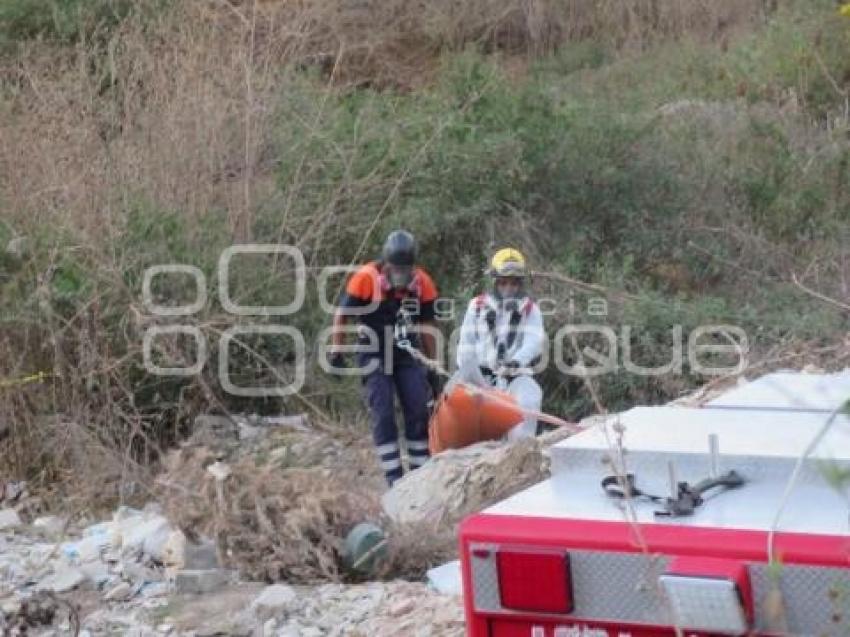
496, 550, 573, 614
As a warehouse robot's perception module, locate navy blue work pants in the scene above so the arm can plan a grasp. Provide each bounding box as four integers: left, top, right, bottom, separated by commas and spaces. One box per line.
360, 356, 430, 485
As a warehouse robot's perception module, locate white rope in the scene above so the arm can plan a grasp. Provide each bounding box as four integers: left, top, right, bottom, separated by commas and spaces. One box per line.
395, 340, 582, 432
767, 401, 849, 563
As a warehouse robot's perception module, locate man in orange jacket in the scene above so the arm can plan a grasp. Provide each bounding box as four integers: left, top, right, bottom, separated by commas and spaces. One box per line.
328, 230, 439, 485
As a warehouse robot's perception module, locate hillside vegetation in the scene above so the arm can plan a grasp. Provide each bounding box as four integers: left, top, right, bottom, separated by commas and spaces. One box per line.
1, 0, 849, 504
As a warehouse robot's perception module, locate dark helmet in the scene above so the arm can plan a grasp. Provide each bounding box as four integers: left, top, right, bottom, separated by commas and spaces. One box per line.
382, 230, 417, 266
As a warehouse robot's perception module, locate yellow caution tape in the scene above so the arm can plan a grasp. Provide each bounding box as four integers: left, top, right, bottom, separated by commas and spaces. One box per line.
0, 371, 54, 389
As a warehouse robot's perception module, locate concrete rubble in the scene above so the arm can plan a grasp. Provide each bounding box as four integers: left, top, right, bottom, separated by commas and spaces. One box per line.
0, 503, 465, 636
0, 502, 239, 635
247, 580, 465, 637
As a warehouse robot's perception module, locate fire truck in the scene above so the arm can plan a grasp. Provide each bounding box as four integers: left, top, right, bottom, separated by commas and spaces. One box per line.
459, 371, 850, 636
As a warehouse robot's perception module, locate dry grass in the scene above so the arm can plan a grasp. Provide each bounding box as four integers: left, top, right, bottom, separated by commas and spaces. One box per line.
157, 444, 382, 582
378, 523, 457, 581
0, 0, 770, 236
155, 442, 462, 582
246, 0, 767, 81
1, 4, 281, 239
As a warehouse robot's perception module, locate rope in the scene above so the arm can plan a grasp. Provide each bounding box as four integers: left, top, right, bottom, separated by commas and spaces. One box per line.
395, 340, 582, 433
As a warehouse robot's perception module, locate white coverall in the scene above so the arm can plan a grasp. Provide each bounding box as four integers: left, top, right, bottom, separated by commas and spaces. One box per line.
454, 293, 545, 441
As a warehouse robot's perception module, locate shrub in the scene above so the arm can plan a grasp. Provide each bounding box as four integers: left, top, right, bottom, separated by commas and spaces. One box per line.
0, 0, 138, 49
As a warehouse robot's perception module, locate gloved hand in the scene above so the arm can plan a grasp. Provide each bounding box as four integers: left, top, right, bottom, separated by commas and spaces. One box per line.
426, 369, 445, 399
326, 351, 348, 379
499, 359, 522, 377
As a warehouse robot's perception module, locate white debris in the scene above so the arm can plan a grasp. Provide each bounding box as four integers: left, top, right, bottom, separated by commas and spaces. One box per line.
79, 560, 112, 589
63, 533, 112, 564
426, 560, 463, 596
104, 581, 133, 601
1, 481, 26, 502
162, 531, 219, 571
0, 595, 22, 616
38, 567, 87, 593
250, 584, 298, 620
206, 461, 232, 481
0, 509, 23, 531
172, 569, 231, 594
118, 514, 173, 562
237, 421, 263, 441
32, 515, 66, 537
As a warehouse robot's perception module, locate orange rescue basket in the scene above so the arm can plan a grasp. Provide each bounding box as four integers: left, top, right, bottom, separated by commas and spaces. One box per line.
428, 383, 524, 454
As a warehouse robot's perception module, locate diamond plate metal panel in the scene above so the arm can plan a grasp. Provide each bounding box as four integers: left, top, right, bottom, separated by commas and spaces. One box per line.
571, 551, 670, 623
470, 543, 501, 612
751, 563, 850, 636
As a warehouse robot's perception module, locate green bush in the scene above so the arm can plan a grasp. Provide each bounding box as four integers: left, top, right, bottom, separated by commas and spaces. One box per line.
0, 0, 166, 50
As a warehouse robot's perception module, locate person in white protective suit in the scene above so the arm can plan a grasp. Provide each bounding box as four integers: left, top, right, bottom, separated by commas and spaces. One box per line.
453, 248, 545, 441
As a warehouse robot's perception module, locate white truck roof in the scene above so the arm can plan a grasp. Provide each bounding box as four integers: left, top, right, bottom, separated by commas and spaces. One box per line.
484, 375, 850, 537
705, 370, 850, 412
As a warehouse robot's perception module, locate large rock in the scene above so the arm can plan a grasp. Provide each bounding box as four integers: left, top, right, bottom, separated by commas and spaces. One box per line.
381, 438, 547, 528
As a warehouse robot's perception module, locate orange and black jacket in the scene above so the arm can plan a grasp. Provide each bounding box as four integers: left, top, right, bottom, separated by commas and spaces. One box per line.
339, 260, 438, 357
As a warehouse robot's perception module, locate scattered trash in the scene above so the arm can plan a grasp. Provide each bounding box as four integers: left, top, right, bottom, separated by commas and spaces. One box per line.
426, 560, 462, 596
0, 407, 472, 636
205, 461, 231, 481
1, 481, 27, 504
342, 523, 388, 576
171, 569, 232, 595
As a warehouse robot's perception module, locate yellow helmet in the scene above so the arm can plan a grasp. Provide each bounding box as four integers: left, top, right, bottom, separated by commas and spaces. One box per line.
489, 248, 528, 278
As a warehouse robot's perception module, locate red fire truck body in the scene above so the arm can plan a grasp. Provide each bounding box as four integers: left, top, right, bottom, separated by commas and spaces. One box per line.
459, 372, 850, 637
